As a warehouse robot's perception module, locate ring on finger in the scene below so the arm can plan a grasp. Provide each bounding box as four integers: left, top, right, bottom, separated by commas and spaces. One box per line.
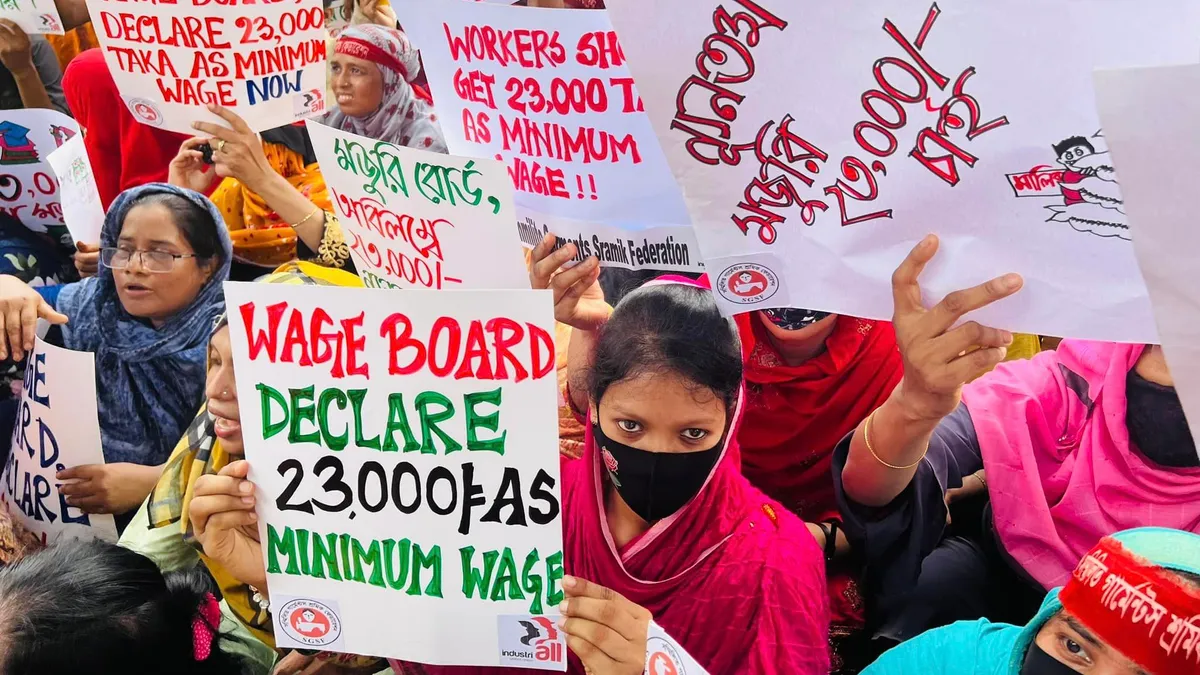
216, 139, 227, 153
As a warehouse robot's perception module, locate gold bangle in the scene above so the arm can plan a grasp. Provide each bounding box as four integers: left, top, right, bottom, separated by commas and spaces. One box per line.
864, 409, 928, 470
291, 207, 320, 228
316, 213, 350, 269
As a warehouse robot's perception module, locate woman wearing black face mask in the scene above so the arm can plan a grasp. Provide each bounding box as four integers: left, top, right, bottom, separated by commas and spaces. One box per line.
835, 236, 1200, 650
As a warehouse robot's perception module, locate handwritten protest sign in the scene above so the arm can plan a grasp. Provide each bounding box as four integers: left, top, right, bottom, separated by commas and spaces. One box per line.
0, 108, 79, 244
1095, 64, 1200, 462
85, 0, 328, 135
604, 0, 1200, 341
47, 134, 105, 246
225, 282, 566, 669
397, 0, 702, 273
306, 120, 528, 291
0, 0, 64, 34
0, 338, 118, 544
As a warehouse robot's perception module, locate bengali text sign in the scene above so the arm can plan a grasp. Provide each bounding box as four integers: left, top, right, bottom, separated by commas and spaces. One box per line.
0, 338, 118, 545
85, 0, 328, 134
224, 282, 566, 669
0, 108, 80, 242
604, 0, 1200, 341
306, 120, 528, 291
398, 0, 701, 272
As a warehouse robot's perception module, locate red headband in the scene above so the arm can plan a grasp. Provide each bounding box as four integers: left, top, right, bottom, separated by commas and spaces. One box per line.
1058, 538, 1200, 675
336, 37, 409, 80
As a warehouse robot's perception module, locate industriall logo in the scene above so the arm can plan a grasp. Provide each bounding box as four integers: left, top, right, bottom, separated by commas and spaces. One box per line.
498, 616, 565, 667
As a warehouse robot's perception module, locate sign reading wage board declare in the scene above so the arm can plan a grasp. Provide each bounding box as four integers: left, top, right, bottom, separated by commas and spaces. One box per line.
85, 0, 328, 135
224, 282, 567, 670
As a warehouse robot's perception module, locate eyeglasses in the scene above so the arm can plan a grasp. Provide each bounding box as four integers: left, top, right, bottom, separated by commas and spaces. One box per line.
100, 247, 197, 274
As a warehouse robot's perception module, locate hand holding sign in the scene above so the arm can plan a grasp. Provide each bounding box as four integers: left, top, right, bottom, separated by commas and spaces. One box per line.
74, 242, 100, 279
891, 235, 1023, 423
0, 275, 67, 361
189, 459, 268, 592
57, 462, 161, 515
529, 233, 608, 332
559, 575, 650, 675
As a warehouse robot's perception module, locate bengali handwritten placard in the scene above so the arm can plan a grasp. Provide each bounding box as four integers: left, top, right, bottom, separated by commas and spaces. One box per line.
397, 0, 701, 273
224, 282, 566, 669
0, 338, 118, 545
47, 134, 105, 246
306, 120, 528, 291
0, 108, 79, 243
604, 0, 1200, 341
0, 0, 64, 34
85, 0, 328, 135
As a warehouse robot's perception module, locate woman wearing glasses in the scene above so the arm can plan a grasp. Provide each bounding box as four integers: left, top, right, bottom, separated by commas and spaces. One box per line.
0, 183, 231, 530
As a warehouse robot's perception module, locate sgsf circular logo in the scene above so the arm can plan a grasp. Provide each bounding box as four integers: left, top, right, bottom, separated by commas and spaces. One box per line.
716, 262, 779, 305
127, 98, 164, 127
646, 637, 686, 675
279, 599, 341, 647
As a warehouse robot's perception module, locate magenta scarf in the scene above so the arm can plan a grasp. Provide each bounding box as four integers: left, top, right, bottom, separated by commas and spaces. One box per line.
391, 277, 829, 675
964, 340, 1200, 590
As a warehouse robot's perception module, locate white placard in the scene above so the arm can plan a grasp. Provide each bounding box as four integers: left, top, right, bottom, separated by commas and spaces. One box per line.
46, 134, 105, 246
397, 0, 702, 273
1095, 63, 1200, 463
603, 0, 1200, 341
0, 108, 79, 239
0, 338, 118, 544
646, 622, 708, 675
306, 120, 528, 290
0, 0, 64, 35
85, 0, 329, 134
224, 282, 566, 669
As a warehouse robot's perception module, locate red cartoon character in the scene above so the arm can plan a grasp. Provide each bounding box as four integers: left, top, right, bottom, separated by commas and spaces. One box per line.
729, 270, 768, 297
289, 607, 331, 639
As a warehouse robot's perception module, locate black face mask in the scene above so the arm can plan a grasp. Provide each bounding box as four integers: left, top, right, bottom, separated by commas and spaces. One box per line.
594, 420, 722, 522
1125, 371, 1200, 469
762, 307, 831, 331
1021, 642, 1078, 675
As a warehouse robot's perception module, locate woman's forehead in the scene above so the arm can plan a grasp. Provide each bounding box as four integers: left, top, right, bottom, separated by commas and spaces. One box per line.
119, 205, 186, 245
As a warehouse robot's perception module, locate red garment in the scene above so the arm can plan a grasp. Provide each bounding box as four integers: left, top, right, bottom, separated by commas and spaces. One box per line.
735, 314, 902, 659
1059, 169, 1087, 206
62, 49, 188, 212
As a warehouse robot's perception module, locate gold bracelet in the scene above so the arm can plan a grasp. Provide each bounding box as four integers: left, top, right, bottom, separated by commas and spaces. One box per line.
291, 207, 320, 228
316, 213, 350, 269
864, 409, 928, 470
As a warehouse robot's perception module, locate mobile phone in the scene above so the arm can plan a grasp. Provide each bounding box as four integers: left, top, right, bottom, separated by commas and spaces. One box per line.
198, 143, 215, 165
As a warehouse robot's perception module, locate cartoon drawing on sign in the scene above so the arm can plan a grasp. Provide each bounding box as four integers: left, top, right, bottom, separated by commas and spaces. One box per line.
292, 608, 329, 638
0, 122, 39, 165
1006, 131, 1127, 240
277, 598, 342, 647
127, 98, 164, 128
714, 262, 779, 306
48, 124, 75, 148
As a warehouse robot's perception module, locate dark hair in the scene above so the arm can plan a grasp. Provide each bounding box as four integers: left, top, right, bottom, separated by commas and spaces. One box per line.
598, 268, 703, 306
0, 540, 251, 675
1052, 136, 1095, 158
588, 282, 742, 408
1172, 569, 1200, 587
126, 192, 224, 266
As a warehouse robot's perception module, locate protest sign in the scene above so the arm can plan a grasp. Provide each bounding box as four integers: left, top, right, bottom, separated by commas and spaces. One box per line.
224, 282, 566, 669
647, 622, 708, 675
0, 338, 118, 544
0, 0, 64, 34
85, 0, 328, 135
306, 120, 528, 291
1095, 64, 1200, 463
47, 134, 105, 246
603, 0, 1200, 341
0, 108, 79, 245
397, 0, 702, 273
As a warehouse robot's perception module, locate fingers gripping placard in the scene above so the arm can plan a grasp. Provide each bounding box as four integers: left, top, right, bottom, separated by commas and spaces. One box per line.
85, 0, 328, 134
224, 282, 566, 669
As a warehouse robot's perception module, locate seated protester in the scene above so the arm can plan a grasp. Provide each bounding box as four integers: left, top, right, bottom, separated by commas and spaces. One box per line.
862, 527, 1200, 675
0, 19, 68, 113
122, 261, 381, 675
0, 184, 231, 528
326, 25, 447, 150
169, 107, 351, 281
0, 538, 253, 675
188, 271, 832, 673
835, 236, 1200, 646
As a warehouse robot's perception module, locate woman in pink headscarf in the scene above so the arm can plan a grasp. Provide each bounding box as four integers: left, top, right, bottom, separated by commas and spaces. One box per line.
835, 235, 1200, 649
187, 236, 830, 674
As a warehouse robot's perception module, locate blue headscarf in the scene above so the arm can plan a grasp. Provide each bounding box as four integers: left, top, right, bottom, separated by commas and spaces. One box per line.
55, 184, 232, 466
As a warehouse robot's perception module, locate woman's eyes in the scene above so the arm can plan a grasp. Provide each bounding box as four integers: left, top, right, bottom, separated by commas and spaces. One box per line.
1058, 636, 1091, 665
682, 428, 708, 441
615, 419, 641, 433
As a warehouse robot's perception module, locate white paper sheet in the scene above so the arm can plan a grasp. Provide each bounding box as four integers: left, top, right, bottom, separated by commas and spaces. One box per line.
46, 134, 104, 246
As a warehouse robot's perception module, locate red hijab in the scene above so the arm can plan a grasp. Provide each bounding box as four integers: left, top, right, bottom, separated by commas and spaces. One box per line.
63, 50, 188, 212
736, 314, 902, 520
392, 277, 830, 675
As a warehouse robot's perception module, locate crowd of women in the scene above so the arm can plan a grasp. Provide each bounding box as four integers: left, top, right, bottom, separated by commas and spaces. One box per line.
0, 0, 1195, 674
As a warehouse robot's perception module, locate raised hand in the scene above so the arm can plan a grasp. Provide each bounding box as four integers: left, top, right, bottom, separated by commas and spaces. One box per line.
528, 233, 610, 331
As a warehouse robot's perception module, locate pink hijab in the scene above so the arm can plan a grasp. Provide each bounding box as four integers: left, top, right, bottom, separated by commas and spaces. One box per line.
390, 276, 829, 675
964, 340, 1200, 590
